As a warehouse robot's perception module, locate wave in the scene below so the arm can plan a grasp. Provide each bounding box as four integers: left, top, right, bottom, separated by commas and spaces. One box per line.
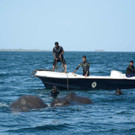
0, 102, 9, 107
6, 123, 70, 133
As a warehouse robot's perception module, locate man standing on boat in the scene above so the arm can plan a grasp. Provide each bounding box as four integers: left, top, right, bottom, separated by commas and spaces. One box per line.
73, 56, 90, 77
53, 42, 67, 72
126, 61, 135, 77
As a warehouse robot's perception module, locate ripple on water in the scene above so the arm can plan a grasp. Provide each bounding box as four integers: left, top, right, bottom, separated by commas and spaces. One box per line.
0, 52, 135, 135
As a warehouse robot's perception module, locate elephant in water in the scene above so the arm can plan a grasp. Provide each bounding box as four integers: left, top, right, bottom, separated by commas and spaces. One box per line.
10, 95, 47, 112
51, 92, 92, 107
10, 93, 92, 111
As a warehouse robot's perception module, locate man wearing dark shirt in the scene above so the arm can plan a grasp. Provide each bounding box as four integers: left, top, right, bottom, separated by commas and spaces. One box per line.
126, 61, 135, 77
73, 56, 90, 77
53, 42, 67, 72
50, 86, 59, 98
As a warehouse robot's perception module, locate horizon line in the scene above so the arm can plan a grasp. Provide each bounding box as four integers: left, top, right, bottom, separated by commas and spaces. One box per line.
0, 49, 135, 53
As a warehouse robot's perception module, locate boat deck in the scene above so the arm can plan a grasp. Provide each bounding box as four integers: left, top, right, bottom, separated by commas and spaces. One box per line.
35, 70, 135, 80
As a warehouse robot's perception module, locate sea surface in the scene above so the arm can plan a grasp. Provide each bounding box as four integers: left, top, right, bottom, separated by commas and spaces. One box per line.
0, 51, 135, 135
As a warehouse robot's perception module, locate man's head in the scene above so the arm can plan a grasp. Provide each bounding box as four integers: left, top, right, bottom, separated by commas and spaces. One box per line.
82, 56, 86, 62
55, 42, 59, 48
130, 61, 134, 66
52, 86, 57, 92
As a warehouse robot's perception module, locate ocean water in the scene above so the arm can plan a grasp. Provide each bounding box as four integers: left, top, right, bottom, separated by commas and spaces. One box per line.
0, 51, 135, 135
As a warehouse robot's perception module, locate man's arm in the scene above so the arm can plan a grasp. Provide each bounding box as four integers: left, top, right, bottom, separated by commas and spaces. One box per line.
73, 63, 82, 73
85, 71, 88, 77
128, 66, 134, 72
59, 50, 64, 58
59, 47, 64, 58
53, 48, 57, 60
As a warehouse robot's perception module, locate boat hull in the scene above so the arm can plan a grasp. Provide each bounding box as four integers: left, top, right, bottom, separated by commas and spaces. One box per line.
38, 76, 135, 90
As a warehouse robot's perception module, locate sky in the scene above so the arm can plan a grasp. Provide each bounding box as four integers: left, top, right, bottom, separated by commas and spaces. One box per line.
0, 0, 135, 51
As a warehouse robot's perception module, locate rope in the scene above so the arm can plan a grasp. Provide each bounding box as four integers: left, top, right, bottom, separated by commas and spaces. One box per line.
59, 57, 69, 90
54, 58, 64, 72
59, 57, 65, 72
55, 57, 69, 90
55, 65, 64, 72
66, 73, 69, 90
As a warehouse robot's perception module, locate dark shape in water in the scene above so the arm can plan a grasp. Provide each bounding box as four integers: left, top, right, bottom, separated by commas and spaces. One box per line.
10, 95, 48, 111
65, 92, 92, 104
51, 92, 92, 107
115, 89, 123, 95
50, 86, 59, 98
51, 97, 70, 107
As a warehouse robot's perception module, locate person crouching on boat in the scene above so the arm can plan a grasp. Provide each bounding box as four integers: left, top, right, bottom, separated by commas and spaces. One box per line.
53, 42, 67, 72
73, 56, 90, 77
126, 61, 135, 77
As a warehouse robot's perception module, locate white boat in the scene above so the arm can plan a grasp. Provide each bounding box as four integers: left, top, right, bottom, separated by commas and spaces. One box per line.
34, 70, 135, 90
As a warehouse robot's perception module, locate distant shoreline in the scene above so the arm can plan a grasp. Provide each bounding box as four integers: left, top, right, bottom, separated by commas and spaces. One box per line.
0, 49, 50, 52
0, 49, 135, 52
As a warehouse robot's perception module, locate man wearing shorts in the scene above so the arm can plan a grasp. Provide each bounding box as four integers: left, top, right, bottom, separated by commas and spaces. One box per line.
53, 42, 67, 72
